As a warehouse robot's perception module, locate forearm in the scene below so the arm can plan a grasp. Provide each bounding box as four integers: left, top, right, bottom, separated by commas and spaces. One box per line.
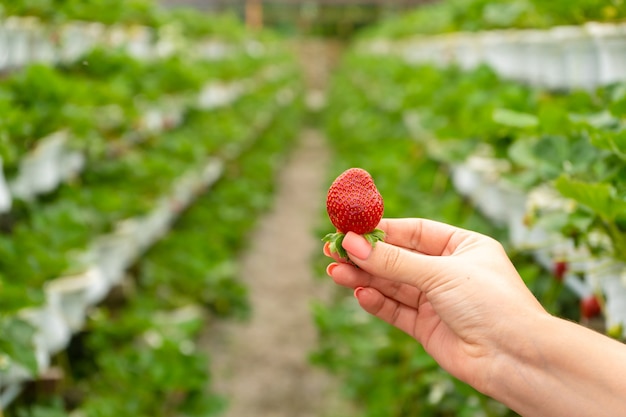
488, 315, 626, 417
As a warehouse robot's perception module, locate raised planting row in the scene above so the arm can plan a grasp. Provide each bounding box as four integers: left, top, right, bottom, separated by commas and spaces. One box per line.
356, 0, 626, 92
343, 49, 626, 331
0, 48, 292, 210
0, 64, 301, 400
0, 2, 261, 71
360, 0, 626, 39
5, 88, 305, 416
362, 20, 626, 91
0, 4, 305, 409
313, 49, 590, 417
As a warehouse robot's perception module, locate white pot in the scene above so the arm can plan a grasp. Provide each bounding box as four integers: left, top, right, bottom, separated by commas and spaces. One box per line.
83, 22, 106, 52
479, 30, 518, 77
199, 40, 234, 60
402, 37, 438, 66
0, 24, 9, 70
45, 271, 94, 332
81, 266, 110, 305
519, 29, 559, 87
597, 263, 626, 338
90, 225, 141, 285
198, 82, 243, 109
125, 25, 154, 60
586, 22, 626, 85
15, 131, 68, 198
20, 293, 71, 356
453, 32, 483, 70
60, 22, 91, 62
450, 163, 484, 198
0, 158, 12, 213
58, 149, 85, 181
552, 25, 600, 90
6, 17, 31, 68
0, 339, 48, 389
138, 198, 175, 249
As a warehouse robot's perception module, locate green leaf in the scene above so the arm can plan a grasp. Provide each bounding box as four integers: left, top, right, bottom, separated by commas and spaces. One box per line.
493, 108, 539, 129
588, 128, 626, 161
0, 316, 38, 375
554, 175, 626, 221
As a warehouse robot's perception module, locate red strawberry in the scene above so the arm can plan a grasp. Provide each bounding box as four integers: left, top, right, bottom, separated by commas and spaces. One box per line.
580, 294, 602, 319
553, 260, 568, 282
322, 168, 385, 259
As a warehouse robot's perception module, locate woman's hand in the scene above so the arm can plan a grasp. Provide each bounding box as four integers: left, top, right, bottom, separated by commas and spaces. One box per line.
324, 218, 547, 393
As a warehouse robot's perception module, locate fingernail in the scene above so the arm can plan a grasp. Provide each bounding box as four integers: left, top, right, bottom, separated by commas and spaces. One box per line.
354, 287, 364, 299
326, 263, 338, 276
323, 242, 332, 257
342, 232, 372, 260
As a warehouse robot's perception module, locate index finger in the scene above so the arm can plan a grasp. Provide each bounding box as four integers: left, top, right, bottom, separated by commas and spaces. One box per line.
377, 218, 475, 257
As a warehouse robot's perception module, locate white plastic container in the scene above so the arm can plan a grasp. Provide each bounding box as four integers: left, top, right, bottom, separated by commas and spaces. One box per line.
479, 30, 518, 77
0, 158, 12, 213
596, 262, 626, 338
9, 131, 69, 200
552, 25, 600, 90
453, 32, 483, 71
59, 21, 92, 62
20, 292, 71, 356
586, 22, 626, 85
125, 25, 154, 60
80, 266, 110, 305
5, 17, 31, 68
518, 29, 557, 86
45, 271, 94, 332
0, 21, 10, 70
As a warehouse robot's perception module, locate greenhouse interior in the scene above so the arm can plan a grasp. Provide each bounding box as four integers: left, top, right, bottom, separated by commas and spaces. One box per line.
2, 0, 626, 416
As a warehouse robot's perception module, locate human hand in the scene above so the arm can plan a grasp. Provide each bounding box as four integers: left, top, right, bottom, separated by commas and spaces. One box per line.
323, 218, 548, 394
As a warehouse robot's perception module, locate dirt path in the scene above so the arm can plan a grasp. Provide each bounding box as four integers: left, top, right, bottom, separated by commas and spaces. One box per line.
200, 40, 354, 417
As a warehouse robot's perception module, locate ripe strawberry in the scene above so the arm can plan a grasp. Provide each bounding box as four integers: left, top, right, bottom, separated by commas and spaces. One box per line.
553, 260, 568, 282
580, 294, 602, 319
322, 168, 385, 259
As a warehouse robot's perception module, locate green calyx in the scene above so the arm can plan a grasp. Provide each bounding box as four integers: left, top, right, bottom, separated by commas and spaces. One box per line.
322, 228, 386, 261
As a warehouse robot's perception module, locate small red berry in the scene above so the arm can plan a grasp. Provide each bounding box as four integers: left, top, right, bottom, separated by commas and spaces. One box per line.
553, 260, 568, 282
580, 294, 601, 319
323, 168, 385, 259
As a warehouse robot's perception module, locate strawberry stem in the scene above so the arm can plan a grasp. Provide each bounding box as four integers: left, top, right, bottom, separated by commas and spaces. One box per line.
322, 231, 348, 259
322, 228, 385, 261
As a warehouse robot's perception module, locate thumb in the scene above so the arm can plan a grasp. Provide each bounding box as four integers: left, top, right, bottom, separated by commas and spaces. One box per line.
342, 231, 443, 291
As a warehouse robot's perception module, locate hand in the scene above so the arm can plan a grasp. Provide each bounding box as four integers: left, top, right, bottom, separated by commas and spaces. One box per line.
323, 218, 548, 393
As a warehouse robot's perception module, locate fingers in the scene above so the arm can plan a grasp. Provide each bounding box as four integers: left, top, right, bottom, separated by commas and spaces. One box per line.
377, 218, 474, 256
353, 287, 437, 342
342, 231, 446, 292
327, 261, 423, 309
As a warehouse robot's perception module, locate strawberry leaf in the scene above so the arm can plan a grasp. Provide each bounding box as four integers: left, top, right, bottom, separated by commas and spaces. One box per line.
322, 231, 348, 260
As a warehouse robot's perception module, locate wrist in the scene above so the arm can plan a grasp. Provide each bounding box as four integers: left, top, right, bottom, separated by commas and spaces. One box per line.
485, 314, 626, 416
480, 311, 555, 403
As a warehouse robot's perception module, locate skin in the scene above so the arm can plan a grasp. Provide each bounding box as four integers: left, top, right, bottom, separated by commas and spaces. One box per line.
324, 218, 626, 417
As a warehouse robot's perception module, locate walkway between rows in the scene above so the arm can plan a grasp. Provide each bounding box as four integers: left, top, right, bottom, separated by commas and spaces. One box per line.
201, 40, 355, 417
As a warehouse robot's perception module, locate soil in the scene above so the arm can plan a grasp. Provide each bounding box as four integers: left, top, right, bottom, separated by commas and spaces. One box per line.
200, 40, 356, 417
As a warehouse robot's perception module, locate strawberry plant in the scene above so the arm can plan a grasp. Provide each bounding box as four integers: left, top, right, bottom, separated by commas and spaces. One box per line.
5, 59, 303, 416
361, 0, 626, 40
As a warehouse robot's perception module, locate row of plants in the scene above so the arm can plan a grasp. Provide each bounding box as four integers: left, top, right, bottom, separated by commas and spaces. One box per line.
0, 44, 278, 178
0, 64, 299, 387
343, 52, 626, 291
313, 45, 619, 416
1, 0, 249, 37
361, 0, 626, 39
0, 2, 303, 410
4, 83, 304, 417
